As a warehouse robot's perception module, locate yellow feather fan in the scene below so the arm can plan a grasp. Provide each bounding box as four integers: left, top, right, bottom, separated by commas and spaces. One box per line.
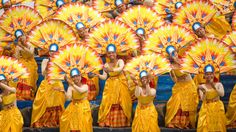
210, 0, 235, 15
35, 0, 72, 20
54, 3, 106, 38
153, 0, 189, 17
27, 19, 77, 52
232, 11, 236, 30
125, 54, 171, 80
117, 5, 164, 37
0, 56, 28, 81
47, 44, 103, 81
222, 31, 236, 53
0, 6, 42, 48
86, 20, 139, 55
93, 0, 129, 13
0, 0, 30, 9
181, 38, 236, 74
173, 0, 219, 31
143, 24, 195, 57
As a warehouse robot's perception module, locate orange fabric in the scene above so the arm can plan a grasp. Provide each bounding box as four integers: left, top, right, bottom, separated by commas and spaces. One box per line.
99, 104, 130, 127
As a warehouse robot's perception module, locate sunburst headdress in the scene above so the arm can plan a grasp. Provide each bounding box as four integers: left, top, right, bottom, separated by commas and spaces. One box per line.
47, 44, 103, 81
125, 54, 171, 80
0, 6, 42, 48
86, 20, 139, 55
27, 20, 77, 53
0, 0, 30, 9
222, 31, 236, 53
143, 24, 195, 57
153, 0, 189, 20
93, 0, 129, 13
210, 0, 235, 15
54, 3, 105, 38
173, 0, 219, 33
117, 5, 164, 37
181, 38, 236, 74
0, 56, 28, 81
35, 0, 74, 20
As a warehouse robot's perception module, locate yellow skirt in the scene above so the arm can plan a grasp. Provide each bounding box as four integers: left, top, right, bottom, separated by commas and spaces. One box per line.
197, 100, 226, 132
60, 99, 93, 132
31, 79, 65, 127
205, 15, 232, 39
165, 80, 198, 127
132, 104, 160, 132
0, 106, 23, 132
98, 74, 132, 126
226, 85, 236, 128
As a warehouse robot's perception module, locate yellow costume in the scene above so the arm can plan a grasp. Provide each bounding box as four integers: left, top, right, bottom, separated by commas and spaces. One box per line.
31, 79, 65, 127
60, 90, 93, 132
124, 54, 171, 131
173, 0, 231, 39
165, 69, 198, 128
16, 49, 38, 100
0, 93, 23, 132
181, 38, 236, 131
132, 95, 160, 132
226, 84, 236, 128
197, 88, 226, 132
47, 44, 102, 131
98, 63, 132, 127
0, 56, 28, 132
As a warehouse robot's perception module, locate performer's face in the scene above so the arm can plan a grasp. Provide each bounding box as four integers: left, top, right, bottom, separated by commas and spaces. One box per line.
78, 27, 88, 39
107, 51, 117, 60
195, 27, 206, 38
141, 76, 148, 85
72, 75, 81, 84
117, 4, 126, 13
0, 80, 7, 85
204, 72, 214, 82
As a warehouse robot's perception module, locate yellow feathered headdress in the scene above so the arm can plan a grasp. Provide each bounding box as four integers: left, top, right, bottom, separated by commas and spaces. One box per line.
222, 31, 236, 53
181, 38, 236, 74
153, 0, 189, 19
210, 0, 235, 15
0, 6, 42, 48
0, 56, 28, 81
173, 0, 219, 32
232, 12, 236, 30
143, 24, 195, 57
0, 0, 30, 9
47, 44, 103, 81
54, 3, 106, 38
125, 54, 171, 80
117, 5, 164, 37
86, 20, 139, 55
35, 0, 72, 20
27, 19, 77, 52
93, 0, 129, 13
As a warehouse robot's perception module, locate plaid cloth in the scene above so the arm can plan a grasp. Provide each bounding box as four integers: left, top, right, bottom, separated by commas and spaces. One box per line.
87, 79, 97, 101
32, 106, 63, 128
168, 109, 191, 129
227, 121, 236, 128
99, 104, 130, 127
16, 82, 34, 100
